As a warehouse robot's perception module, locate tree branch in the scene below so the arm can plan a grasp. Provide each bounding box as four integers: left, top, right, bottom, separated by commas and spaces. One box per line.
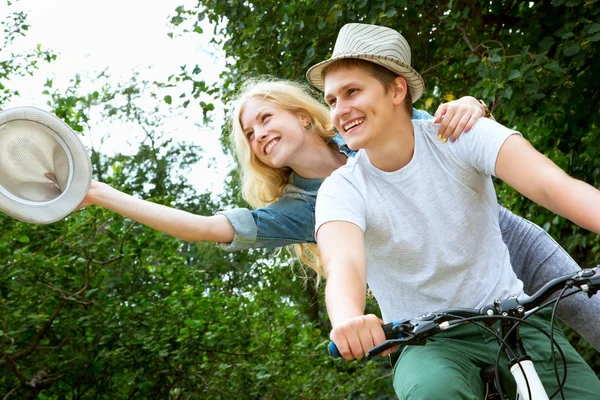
421, 57, 455, 76
2, 387, 18, 400
10, 300, 65, 361
456, 25, 481, 56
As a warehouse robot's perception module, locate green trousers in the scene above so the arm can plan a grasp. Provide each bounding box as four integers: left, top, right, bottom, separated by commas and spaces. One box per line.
392, 310, 600, 399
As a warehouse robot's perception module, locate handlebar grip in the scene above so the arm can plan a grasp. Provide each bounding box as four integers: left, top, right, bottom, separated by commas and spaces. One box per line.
328, 321, 401, 359
328, 341, 342, 359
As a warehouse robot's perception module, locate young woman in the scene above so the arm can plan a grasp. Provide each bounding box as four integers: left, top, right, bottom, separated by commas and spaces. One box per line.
81, 77, 600, 351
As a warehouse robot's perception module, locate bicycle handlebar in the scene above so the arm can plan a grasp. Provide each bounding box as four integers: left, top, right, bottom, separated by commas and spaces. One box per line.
328, 267, 600, 360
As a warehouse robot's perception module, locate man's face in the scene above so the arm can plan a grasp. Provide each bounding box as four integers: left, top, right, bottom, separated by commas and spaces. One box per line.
323, 65, 397, 151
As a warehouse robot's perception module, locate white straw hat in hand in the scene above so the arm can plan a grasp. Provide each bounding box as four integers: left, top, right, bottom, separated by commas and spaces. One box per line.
0, 106, 92, 224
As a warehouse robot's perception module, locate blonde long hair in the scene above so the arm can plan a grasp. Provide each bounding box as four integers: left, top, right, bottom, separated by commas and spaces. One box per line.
230, 76, 336, 279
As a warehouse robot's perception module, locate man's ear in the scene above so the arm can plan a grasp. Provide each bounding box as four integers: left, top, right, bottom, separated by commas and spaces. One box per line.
391, 77, 408, 106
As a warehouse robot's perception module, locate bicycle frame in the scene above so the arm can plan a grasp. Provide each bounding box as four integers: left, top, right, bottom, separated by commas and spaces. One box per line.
511, 360, 547, 400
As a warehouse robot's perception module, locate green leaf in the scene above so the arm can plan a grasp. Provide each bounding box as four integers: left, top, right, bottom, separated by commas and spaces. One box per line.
544, 61, 564, 74
386, 8, 397, 17
539, 36, 554, 50
18, 235, 30, 243
563, 41, 580, 56
501, 85, 513, 99
477, 62, 490, 78
465, 54, 480, 65
164, 95, 172, 104
488, 54, 501, 63
585, 23, 600, 35
507, 70, 521, 81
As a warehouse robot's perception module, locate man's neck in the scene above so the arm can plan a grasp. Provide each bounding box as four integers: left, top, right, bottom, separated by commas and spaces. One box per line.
365, 118, 414, 172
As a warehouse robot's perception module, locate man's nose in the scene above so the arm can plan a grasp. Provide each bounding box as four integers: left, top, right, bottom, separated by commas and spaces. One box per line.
332, 100, 350, 121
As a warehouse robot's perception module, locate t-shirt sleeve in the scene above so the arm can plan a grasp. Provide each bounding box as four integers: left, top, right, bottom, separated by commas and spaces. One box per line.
451, 118, 522, 177
314, 173, 367, 238
216, 194, 316, 251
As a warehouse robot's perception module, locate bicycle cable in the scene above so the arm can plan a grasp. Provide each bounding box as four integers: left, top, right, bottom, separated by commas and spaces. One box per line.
446, 312, 569, 400
549, 285, 570, 400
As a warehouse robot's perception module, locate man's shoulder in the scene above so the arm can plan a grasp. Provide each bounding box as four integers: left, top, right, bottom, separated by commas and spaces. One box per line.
330, 150, 365, 177
412, 118, 438, 133
470, 117, 519, 136
321, 151, 367, 193
412, 118, 441, 143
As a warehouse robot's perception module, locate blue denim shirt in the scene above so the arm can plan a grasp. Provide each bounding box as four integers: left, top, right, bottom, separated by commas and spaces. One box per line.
217, 109, 432, 250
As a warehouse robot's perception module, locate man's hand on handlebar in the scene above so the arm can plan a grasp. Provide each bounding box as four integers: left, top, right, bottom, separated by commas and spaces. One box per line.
329, 314, 397, 360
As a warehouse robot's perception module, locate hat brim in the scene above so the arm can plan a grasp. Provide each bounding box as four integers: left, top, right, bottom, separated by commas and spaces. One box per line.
0, 106, 92, 224
307, 53, 425, 103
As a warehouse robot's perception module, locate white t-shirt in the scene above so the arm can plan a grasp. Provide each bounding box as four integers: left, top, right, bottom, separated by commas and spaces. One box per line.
315, 118, 525, 322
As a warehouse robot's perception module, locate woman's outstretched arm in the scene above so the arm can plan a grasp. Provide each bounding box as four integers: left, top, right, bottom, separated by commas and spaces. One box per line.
81, 180, 235, 243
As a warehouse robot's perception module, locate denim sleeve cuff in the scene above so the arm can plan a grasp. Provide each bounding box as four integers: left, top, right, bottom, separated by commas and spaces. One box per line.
215, 208, 258, 251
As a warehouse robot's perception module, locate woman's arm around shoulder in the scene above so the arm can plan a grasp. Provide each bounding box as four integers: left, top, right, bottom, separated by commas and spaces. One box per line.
433, 96, 487, 142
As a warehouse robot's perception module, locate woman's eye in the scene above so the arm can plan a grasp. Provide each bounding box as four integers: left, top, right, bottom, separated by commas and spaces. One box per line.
348, 88, 357, 95
246, 131, 254, 140
261, 113, 271, 122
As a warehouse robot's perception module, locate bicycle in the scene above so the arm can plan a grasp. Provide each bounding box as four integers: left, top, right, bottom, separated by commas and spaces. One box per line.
328, 267, 600, 400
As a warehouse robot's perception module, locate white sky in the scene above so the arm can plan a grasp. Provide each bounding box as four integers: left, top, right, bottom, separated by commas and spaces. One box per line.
2, 0, 234, 195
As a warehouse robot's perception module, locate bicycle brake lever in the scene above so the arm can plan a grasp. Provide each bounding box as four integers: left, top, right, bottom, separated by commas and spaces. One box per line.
365, 335, 427, 360
365, 341, 397, 360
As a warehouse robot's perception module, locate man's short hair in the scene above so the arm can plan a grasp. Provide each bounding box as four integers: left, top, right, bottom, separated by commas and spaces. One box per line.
322, 59, 413, 116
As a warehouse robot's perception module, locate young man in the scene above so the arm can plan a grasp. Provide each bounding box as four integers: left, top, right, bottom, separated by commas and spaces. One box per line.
307, 23, 600, 399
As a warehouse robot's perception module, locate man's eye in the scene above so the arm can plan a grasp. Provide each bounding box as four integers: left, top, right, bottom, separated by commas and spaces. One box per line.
328, 99, 337, 107
348, 88, 357, 95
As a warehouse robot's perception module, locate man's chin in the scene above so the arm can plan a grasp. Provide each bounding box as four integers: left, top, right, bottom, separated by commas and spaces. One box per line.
345, 137, 366, 151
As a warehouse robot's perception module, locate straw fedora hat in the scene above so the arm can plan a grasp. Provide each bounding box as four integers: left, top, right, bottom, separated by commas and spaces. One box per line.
306, 23, 425, 103
0, 106, 92, 224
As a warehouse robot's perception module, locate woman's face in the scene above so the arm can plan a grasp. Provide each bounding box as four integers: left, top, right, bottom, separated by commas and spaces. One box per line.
239, 98, 307, 169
